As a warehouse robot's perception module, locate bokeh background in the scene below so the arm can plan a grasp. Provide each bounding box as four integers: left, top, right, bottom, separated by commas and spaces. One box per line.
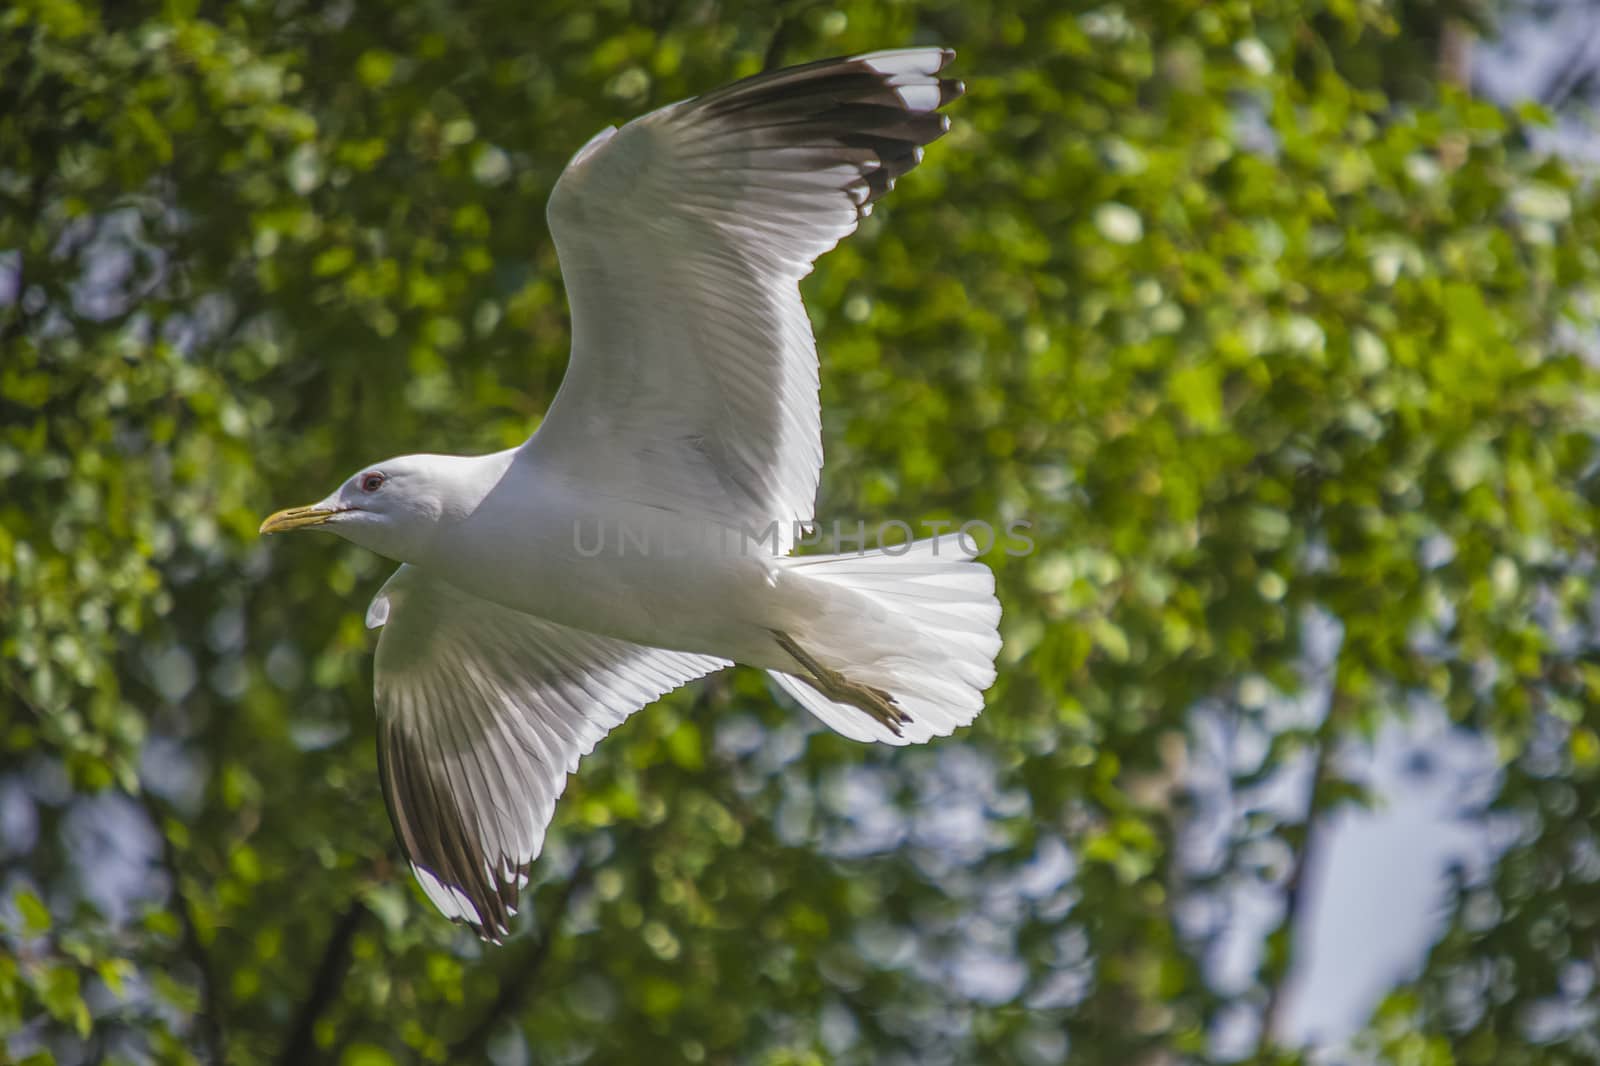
5, 1, 1600, 1063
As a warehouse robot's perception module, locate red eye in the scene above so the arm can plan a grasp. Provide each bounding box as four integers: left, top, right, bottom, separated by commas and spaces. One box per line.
360, 472, 386, 493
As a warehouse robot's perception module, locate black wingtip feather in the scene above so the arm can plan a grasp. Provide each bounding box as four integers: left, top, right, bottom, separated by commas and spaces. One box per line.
687, 47, 964, 219
380, 717, 521, 941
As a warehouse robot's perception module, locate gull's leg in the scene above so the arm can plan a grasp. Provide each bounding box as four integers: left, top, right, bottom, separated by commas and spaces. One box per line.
773, 631, 910, 737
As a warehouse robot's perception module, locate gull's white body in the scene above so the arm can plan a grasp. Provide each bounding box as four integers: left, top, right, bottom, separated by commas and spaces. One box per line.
400, 448, 796, 665
264, 48, 1002, 939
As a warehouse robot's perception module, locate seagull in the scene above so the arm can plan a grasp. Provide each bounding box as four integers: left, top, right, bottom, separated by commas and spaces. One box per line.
260, 47, 1001, 940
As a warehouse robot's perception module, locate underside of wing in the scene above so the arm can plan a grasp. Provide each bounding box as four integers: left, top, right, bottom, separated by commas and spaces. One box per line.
532, 48, 964, 549
367, 565, 729, 940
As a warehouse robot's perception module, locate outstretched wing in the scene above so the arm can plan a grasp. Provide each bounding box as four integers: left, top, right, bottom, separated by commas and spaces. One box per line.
528, 48, 964, 549
367, 565, 729, 940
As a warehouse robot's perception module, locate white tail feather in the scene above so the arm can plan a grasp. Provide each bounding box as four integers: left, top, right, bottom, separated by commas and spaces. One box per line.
769, 534, 1002, 745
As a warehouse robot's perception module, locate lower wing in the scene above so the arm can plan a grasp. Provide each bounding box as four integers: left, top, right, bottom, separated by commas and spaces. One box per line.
366, 564, 730, 940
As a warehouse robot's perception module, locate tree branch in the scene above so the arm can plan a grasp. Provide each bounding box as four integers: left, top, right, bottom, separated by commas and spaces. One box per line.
762, 17, 794, 73
1437, 17, 1475, 92
1257, 753, 1331, 1051
446, 863, 593, 1062
1255, 691, 1349, 1056
762, 0, 822, 72
277, 899, 370, 1066
1537, 9, 1600, 109
136, 790, 227, 1066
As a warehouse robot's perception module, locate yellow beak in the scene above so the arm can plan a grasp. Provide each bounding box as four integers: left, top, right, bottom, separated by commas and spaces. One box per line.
259, 505, 343, 535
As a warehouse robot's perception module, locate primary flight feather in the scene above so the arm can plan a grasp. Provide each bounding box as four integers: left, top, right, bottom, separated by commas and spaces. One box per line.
261, 47, 1001, 940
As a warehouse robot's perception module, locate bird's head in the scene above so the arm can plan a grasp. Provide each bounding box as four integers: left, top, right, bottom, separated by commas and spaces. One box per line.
259, 453, 479, 564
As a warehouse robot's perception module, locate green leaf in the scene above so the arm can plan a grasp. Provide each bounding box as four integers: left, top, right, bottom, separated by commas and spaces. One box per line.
341, 1043, 396, 1066
14, 890, 51, 935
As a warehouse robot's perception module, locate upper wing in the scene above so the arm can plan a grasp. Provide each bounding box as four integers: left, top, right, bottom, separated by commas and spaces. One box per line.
528, 49, 964, 548
367, 565, 729, 940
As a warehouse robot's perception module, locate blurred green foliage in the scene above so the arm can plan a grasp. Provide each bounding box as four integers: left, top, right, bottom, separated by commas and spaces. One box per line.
3, 1, 1599, 1064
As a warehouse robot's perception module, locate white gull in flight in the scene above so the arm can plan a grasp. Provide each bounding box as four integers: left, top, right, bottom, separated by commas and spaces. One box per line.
260, 47, 1001, 940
